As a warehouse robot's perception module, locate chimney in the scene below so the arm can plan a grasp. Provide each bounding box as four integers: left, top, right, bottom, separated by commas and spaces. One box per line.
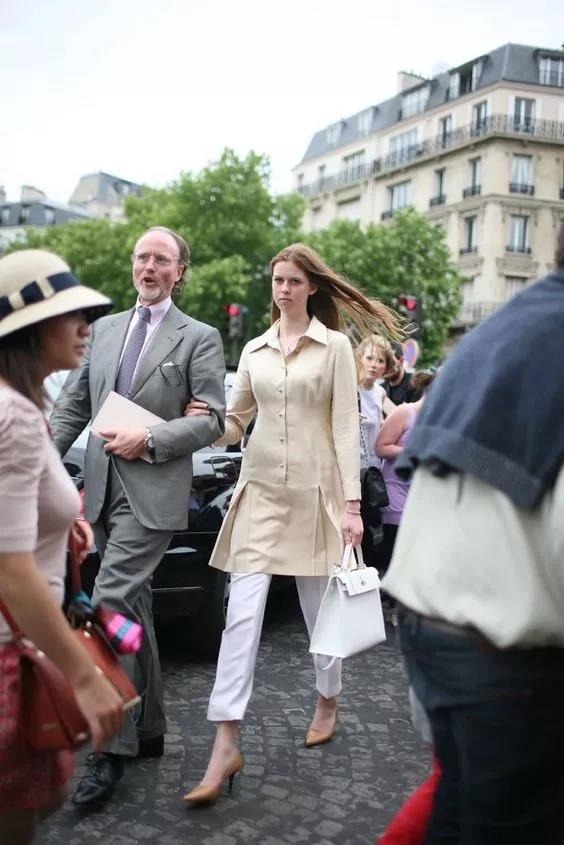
21, 185, 46, 202
397, 71, 426, 93
0, 186, 6, 204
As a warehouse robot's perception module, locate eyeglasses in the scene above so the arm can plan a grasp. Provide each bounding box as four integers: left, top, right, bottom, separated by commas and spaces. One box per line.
131, 252, 180, 267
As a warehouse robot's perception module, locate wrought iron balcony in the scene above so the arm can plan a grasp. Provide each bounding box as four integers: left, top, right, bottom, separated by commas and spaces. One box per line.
297, 114, 564, 196
455, 300, 503, 327
506, 245, 532, 254
429, 194, 446, 207
459, 246, 478, 255
509, 183, 535, 196
463, 185, 481, 198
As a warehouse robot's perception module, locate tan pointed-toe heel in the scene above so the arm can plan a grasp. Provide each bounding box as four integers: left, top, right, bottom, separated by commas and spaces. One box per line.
304, 705, 339, 748
183, 752, 244, 805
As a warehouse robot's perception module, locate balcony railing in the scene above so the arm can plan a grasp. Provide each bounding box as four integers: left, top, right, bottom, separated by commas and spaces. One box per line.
509, 183, 535, 196
506, 245, 532, 254
459, 246, 478, 255
297, 113, 564, 197
463, 185, 481, 198
429, 194, 446, 207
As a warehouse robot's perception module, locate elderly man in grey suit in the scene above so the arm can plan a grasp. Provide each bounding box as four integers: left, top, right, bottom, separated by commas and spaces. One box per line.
50, 226, 226, 807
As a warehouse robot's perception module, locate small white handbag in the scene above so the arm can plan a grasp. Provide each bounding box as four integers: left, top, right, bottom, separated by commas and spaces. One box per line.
309, 544, 386, 659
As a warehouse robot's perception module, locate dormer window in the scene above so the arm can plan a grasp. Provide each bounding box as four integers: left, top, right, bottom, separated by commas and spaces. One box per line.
401, 86, 429, 119
539, 55, 564, 86
471, 59, 483, 90
449, 59, 484, 99
357, 108, 374, 135
326, 121, 344, 146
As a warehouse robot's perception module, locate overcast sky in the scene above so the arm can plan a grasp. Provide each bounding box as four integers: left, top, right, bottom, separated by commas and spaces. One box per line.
1, 0, 563, 203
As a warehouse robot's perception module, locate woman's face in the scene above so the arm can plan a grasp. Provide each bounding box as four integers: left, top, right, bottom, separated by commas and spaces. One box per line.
361, 346, 387, 383
38, 311, 90, 374
272, 260, 317, 318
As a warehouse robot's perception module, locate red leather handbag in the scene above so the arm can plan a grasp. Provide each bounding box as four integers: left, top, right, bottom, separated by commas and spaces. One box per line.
0, 532, 141, 752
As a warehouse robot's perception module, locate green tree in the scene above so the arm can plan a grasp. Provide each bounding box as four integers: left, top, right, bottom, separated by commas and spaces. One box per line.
305, 209, 462, 364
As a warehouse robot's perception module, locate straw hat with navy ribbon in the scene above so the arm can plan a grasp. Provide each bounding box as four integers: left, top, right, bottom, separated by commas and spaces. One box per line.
0, 249, 112, 340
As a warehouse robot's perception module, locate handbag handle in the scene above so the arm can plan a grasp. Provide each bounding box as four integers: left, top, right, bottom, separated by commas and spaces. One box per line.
339, 543, 366, 572
0, 523, 84, 638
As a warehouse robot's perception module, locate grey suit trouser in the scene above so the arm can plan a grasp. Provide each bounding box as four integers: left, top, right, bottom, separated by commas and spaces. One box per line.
92, 461, 173, 757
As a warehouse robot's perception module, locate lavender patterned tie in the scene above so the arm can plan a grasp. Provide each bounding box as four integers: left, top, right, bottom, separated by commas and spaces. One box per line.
115, 306, 152, 396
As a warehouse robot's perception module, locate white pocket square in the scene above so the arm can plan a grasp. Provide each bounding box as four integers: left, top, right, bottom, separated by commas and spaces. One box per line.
161, 361, 176, 368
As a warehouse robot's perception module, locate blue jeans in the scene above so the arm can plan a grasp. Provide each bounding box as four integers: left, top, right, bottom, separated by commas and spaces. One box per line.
398, 606, 564, 845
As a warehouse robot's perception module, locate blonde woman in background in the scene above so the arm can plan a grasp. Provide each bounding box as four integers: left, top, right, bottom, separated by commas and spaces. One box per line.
355, 335, 397, 468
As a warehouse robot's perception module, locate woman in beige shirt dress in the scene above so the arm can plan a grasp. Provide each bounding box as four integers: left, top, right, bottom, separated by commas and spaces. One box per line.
183, 244, 400, 805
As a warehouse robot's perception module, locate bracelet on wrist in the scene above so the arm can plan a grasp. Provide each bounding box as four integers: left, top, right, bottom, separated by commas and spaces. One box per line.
346, 508, 361, 515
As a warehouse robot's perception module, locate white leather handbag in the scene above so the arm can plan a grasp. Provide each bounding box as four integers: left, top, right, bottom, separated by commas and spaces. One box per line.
309, 544, 386, 659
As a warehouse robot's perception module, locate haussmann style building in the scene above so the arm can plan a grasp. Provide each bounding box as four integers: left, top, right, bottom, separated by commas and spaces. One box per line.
294, 43, 564, 330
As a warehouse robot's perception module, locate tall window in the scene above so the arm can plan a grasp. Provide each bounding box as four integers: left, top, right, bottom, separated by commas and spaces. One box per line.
462, 216, 477, 252
317, 164, 326, 183
513, 97, 535, 132
402, 86, 429, 118
389, 129, 418, 163
343, 150, 366, 182
326, 122, 343, 146
389, 181, 411, 211
471, 60, 483, 91
434, 168, 446, 199
357, 109, 374, 135
0, 207, 9, 226
18, 206, 30, 224
44, 207, 55, 225
505, 276, 527, 300
507, 215, 530, 252
511, 155, 532, 191
539, 56, 564, 87
469, 158, 481, 188
439, 115, 453, 147
449, 72, 460, 100
472, 101, 488, 135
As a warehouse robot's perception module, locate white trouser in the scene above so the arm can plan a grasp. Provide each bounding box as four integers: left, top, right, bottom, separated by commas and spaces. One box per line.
207, 573, 342, 722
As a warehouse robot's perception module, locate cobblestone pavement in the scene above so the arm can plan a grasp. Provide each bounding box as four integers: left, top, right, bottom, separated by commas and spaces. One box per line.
39, 587, 430, 845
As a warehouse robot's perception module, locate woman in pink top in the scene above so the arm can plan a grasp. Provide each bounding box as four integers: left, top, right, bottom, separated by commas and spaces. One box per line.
375, 370, 436, 577
0, 250, 123, 844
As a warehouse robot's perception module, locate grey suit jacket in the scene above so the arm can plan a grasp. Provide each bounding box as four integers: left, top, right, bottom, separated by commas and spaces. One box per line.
50, 302, 226, 531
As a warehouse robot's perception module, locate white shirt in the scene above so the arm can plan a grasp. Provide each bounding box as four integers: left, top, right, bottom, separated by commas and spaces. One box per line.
358, 383, 385, 468
119, 296, 172, 380
382, 465, 564, 648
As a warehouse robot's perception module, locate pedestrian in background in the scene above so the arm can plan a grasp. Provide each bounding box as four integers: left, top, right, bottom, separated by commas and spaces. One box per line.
355, 334, 397, 466
383, 224, 564, 843
375, 370, 435, 579
0, 250, 123, 845
183, 243, 402, 805
49, 227, 226, 808
383, 341, 421, 405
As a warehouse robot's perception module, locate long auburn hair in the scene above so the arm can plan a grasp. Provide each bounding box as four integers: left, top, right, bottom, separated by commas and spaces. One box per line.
0, 324, 45, 410
355, 335, 397, 387
269, 243, 403, 341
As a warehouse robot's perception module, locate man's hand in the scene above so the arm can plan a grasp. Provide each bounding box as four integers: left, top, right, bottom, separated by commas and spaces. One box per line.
101, 428, 146, 461
183, 399, 211, 417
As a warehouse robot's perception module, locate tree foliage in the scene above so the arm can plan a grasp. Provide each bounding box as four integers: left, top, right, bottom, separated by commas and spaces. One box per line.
5, 153, 460, 362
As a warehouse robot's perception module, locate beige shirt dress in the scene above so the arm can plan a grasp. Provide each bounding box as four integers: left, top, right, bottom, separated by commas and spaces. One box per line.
209, 316, 361, 577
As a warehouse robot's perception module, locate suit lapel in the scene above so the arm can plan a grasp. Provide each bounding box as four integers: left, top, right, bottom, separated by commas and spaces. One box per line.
129, 304, 187, 398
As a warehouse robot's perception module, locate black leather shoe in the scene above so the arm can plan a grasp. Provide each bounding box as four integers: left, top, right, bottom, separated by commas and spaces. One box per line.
137, 734, 164, 758
71, 753, 125, 808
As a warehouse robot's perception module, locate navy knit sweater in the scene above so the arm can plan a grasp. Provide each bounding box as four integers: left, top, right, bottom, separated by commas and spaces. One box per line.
395, 268, 564, 509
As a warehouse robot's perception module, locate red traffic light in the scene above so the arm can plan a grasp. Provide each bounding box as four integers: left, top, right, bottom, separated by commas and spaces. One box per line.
223, 304, 241, 316
399, 295, 417, 311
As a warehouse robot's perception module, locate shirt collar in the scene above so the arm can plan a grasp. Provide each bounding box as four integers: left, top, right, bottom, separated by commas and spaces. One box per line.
135, 296, 172, 322
248, 315, 328, 353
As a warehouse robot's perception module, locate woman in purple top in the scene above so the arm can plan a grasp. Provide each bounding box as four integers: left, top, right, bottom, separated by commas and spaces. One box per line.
375, 369, 436, 576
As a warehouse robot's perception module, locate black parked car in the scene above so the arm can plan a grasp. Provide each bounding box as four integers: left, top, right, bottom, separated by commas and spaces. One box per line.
45, 371, 253, 655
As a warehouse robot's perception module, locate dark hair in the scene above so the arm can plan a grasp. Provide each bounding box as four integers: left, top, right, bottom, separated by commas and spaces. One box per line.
411, 367, 437, 394
556, 222, 564, 269
390, 340, 404, 361
269, 243, 403, 341
144, 226, 191, 294
0, 324, 45, 410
